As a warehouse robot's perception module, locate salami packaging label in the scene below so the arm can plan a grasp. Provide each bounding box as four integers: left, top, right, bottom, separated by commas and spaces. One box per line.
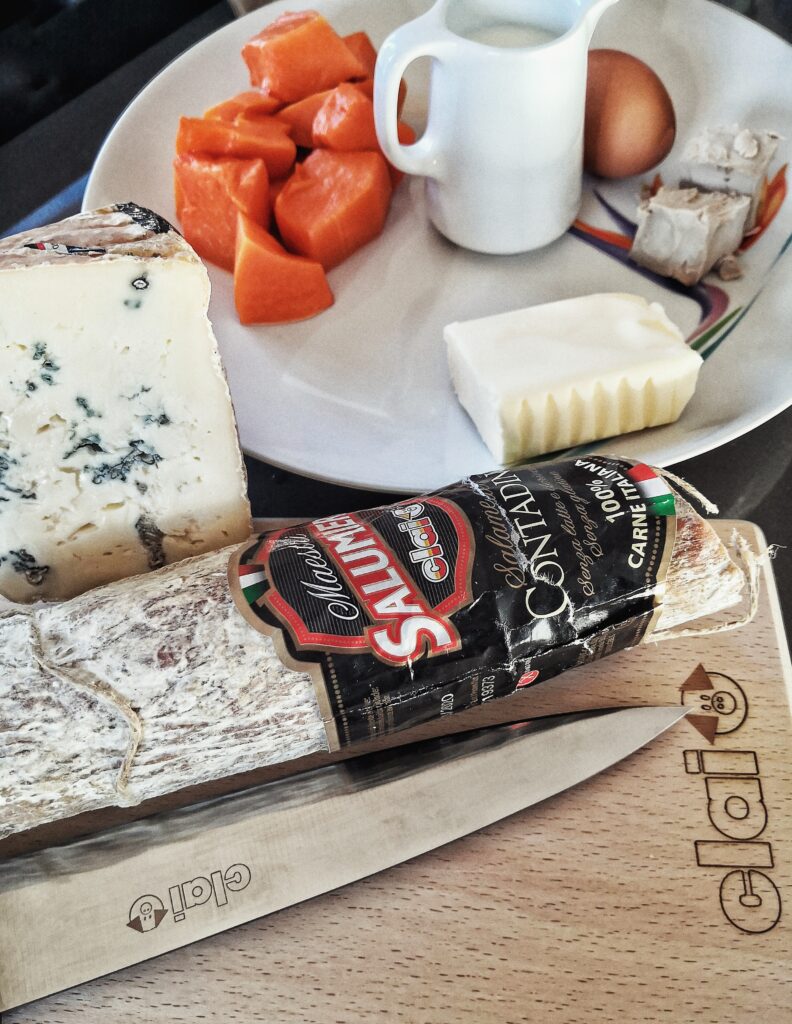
229, 457, 677, 750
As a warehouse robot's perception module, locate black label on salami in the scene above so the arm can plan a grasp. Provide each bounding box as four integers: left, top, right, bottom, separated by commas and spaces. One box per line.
229, 457, 677, 750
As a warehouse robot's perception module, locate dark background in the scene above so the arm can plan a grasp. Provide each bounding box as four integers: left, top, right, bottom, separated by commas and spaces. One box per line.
0, 0, 218, 148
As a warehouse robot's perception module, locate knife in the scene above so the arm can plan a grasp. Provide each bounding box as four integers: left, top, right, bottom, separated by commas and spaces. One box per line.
0, 705, 685, 1011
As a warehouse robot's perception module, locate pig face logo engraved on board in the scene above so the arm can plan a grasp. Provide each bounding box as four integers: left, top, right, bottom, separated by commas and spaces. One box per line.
127, 894, 168, 933
702, 689, 737, 716
680, 666, 748, 738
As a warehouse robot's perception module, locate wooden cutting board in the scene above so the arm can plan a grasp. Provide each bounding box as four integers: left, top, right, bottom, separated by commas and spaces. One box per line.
3, 521, 791, 1023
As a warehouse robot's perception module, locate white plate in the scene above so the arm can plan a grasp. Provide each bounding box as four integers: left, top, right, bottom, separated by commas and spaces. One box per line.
85, 0, 792, 493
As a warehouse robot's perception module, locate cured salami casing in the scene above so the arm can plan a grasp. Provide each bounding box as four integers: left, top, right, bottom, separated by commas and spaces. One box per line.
1, 458, 746, 840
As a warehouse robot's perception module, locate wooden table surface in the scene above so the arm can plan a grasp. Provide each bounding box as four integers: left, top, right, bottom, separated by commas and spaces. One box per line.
3, 522, 791, 1023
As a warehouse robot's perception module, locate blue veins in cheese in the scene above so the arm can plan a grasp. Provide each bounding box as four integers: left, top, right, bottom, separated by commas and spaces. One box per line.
445, 293, 702, 464
0, 203, 251, 602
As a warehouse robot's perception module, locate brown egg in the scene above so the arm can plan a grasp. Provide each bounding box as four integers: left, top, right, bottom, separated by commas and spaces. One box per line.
585, 49, 676, 179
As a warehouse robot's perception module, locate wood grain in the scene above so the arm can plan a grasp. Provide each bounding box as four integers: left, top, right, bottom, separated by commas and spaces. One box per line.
3, 522, 791, 1023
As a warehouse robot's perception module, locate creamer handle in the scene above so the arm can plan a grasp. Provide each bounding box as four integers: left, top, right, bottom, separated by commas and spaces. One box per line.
373, 16, 451, 179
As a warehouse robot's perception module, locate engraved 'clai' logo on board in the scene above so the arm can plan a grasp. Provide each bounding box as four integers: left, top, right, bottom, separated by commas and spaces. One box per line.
681, 665, 781, 934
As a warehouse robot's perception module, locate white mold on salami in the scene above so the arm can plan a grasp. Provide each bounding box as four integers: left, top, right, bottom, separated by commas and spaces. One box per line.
0, 467, 747, 842
0, 550, 327, 839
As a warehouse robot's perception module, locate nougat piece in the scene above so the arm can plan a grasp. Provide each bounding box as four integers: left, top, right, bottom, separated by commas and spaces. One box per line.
629, 186, 750, 286
681, 124, 780, 229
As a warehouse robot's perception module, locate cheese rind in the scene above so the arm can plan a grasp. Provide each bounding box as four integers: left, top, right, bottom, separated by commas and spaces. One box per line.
445, 293, 702, 463
0, 203, 251, 601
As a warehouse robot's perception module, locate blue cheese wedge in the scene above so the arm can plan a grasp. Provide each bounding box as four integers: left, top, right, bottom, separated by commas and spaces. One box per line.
445, 293, 702, 464
0, 203, 251, 601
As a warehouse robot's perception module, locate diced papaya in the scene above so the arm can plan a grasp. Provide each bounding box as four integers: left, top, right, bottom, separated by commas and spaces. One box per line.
274, 149, 392, 269
241, 10, 366, 103
204, 90, 282, 122
174, 174, 186, 219
312, 83, 378, 151
174, 155, 270, 221
336, 76, 405, 110
173, 155, 270, 271
351, 78, 408, 113
341, 78, 406, 113
234, 212, 334, 324
268, 175, 290, 224
234, 106, 284, 128
275, 91, 331, 147
351, 77, 407, 114
276, 80, 373, 147
179, 205, 235, 272
176, 116, 296, 179
342, 31, 377, 78
389, 123, 418, 188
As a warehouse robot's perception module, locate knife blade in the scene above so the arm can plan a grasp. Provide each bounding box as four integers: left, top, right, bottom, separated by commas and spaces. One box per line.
0, 705, 685, 1011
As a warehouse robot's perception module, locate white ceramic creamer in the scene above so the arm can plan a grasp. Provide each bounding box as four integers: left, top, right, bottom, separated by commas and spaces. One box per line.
374, 0, 620, 254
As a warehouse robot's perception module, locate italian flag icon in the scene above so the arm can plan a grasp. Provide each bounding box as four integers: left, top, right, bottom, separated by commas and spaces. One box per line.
238, 563, 267, 604
626, 463, 676, 517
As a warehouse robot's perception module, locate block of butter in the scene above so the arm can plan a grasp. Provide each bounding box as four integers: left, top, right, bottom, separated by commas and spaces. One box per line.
445, 293, 702, 464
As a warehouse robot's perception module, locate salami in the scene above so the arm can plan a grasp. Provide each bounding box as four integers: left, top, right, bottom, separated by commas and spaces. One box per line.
0, 457, 746, 840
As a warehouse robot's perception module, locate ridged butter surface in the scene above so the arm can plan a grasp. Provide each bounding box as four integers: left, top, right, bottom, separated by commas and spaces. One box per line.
445, 293, 702, 463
